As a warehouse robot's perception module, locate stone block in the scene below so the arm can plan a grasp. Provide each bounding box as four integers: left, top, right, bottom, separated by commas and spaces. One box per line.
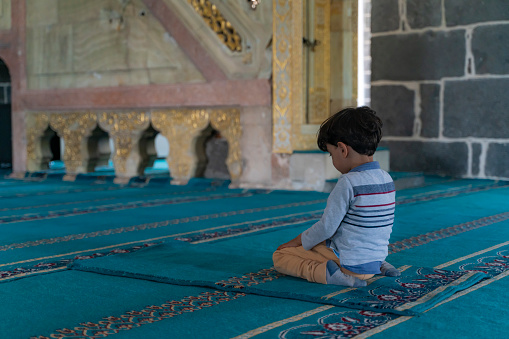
445, 0, 509, 26
371, 30, 465, 81
486, 143, 509, 178
239, 107, 272, 186
73, 21, 129, 72
26, 25, 73, 75
126, 15, 202, 75
148, 67, 204, 85
26, 0, 57, 27
371, 0, 399, 33
444, 79, 509, 138
380, 140, 468, 176
271, 153, 291, 188
0, 0, 11, 30
407, 0, 442, 29
471, 143, 481, 176
420, 84, 440, 138
473, 24, 509, 75
290, 152, 337, 191
57, 0, 120, 25
73, 69, 151, 88
371, 85, 415, 137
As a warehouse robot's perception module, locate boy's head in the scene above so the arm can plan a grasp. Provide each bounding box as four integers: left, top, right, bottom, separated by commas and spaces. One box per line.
317, 106, 382, 156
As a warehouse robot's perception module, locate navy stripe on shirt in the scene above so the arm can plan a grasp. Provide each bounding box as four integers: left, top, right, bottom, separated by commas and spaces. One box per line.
353, 182, 396, 197
342, 220, 393, 228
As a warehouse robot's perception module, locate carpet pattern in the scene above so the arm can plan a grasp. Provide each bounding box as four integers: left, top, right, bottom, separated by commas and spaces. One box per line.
1, 174, 508, 338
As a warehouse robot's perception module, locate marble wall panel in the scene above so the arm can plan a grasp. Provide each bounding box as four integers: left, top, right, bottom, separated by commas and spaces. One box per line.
57, 0, 120, 25
72, 20, 129, 72
26, 24, 73, 75
26, 0, 55, 27
239, 106, 272, 186
26, 0, 204, 89
0, 0, 11, 30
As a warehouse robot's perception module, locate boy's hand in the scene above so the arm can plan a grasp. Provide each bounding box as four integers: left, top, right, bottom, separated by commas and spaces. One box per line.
277, 234, 302, 250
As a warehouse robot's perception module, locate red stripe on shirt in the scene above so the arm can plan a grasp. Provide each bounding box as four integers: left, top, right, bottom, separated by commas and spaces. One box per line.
355, 202, 396, 208
354, 190, 396, 197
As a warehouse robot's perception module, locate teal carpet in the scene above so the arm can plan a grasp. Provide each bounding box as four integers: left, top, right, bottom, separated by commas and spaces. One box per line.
1, 174, 509, 338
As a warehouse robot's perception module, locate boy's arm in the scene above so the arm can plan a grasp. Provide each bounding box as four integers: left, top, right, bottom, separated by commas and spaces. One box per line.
301, 177, 353, 250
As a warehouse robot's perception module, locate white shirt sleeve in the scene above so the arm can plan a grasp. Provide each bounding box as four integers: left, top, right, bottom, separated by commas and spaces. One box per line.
301, 176, 353, 250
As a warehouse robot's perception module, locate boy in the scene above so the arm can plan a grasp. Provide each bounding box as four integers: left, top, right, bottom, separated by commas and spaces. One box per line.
273, 106, 400, 287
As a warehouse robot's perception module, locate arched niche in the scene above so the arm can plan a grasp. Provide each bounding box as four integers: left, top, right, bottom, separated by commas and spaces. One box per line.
87, 126, 111, 172
195, 124, 230, 180
142, 133, 170, 175
38, 126, 60, 171
137, 125, 158, 176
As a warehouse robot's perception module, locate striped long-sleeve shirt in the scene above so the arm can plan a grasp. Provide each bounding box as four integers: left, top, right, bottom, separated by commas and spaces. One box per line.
301, 161, 395, 267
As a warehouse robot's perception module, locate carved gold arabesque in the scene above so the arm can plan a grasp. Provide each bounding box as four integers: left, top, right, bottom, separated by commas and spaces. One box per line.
152, 109, 210, 184
49, 112, 98, 174
25, 109, 243, 183
152, 108, 242, 184
272, 0, 292, 153
26, 113, 50, 172
187, 0, 242, 52
98, 112, 151, 177
305, 0, 331, 125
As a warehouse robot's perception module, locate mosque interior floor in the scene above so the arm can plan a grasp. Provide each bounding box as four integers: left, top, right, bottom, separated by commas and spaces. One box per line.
1, 170, 508, 338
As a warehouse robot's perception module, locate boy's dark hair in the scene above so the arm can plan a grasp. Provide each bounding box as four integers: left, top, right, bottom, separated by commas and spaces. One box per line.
317, 106, 382, 156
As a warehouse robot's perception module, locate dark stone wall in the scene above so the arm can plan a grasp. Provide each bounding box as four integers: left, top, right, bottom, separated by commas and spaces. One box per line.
371, 0, 509, 179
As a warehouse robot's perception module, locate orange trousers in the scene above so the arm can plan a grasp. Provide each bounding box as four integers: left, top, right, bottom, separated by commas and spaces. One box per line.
272, 244, 374, 284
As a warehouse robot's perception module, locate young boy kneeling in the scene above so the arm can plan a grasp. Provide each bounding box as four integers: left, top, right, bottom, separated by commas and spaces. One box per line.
273, 106, 400, 287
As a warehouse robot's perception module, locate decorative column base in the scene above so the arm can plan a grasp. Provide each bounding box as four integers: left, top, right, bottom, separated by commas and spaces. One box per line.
98, 112, 151, 182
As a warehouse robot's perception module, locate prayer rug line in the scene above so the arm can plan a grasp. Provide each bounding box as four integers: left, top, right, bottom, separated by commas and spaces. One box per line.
0, 191, 259, 224
389, 212, 509, 254
355, 270, 509, 339
0, 185, 123, 199
32, 290, 247, 339
36, 241, 509, 339
5, 214, 508, 283
1, 210, 321, 278
0, 200, 326, 252
230, 305, 335, 339
230, 243, 509, 339
395, 181, 509, 205
0, 243, 160, 282
0, 187, 217, 213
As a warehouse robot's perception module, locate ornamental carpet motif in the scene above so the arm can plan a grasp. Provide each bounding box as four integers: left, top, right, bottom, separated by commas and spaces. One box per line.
0, 174, 508, 338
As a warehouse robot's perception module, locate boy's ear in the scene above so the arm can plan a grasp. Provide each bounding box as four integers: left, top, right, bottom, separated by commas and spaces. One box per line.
337, 142, 349, 158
